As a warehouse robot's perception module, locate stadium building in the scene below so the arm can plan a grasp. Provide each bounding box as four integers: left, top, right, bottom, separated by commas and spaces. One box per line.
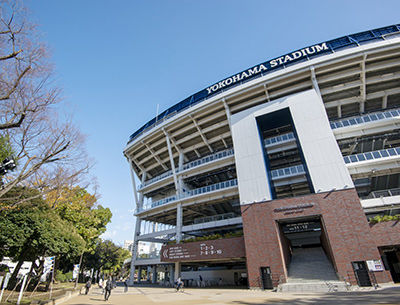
123, 25, 400, 290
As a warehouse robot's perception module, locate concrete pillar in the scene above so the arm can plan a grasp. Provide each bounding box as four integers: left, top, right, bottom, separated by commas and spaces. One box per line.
129, 217, 142, 285
147, 266, 151, 281
163, 129, 179, 191
170, 265, 175, 284
176, 203, 183, 242
138, 267, 142, 283
174, 262, 181, 281
178, 152, 184, 193
152, 266, 157, 284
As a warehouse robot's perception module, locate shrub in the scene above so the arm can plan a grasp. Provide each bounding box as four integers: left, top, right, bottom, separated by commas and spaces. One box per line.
369, 214, 400, 224
55, 270, 73, 282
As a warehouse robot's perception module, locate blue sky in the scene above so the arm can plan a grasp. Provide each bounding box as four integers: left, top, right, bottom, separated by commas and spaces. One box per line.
26, 0, 400, 245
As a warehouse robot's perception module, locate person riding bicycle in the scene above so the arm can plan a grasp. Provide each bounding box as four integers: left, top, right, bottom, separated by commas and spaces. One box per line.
175, 277, 184, 291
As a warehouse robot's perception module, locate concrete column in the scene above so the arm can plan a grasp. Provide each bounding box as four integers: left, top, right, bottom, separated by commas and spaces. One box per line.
176, 202, 183, 242
129, 217, 142, 285
152, 266, 157, 284
170, 265, 174, 284
127, 157, 140, 207
174, 262, 181, 281
222, 98, 232, 133
147, 266, 151, 281
178, 152, 184, 193
163, 129, 179, 192
138, 171, 146, 208
138, 267, 142, 283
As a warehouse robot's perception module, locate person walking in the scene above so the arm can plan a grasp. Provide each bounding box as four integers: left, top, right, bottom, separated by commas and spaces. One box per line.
124, 277, 129, 293
104, 277, 113, 301
198, 274, 203, 287
85, 278, 92, 295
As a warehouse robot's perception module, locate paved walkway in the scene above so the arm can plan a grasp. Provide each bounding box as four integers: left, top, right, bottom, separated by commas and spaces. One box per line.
60, 284, 400, 305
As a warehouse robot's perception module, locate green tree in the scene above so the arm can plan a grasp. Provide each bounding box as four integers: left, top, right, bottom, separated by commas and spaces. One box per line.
49, 187, 112, 250
0, 188, 86, 287
84, 240, 131, 277
46, 187, 112, 274
0, 134, 14, 163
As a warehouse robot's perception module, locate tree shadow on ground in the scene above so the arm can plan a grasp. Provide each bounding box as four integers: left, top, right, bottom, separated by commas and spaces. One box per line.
230, 286, 400, 305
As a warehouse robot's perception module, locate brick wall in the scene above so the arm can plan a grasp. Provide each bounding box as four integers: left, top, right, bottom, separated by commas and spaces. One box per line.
241, 188, 392, 288
369, 220, 400, 247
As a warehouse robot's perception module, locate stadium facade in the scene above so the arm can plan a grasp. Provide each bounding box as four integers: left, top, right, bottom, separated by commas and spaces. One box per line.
124, 25, 400, 290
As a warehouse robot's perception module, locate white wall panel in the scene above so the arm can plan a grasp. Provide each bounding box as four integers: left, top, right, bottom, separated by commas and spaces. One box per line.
288, 90, 354, 192
231, 107, 271, 204
232, 89, 354, 205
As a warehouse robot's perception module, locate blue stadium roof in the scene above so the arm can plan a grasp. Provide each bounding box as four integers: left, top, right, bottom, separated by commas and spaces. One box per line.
128, 24, 400, 144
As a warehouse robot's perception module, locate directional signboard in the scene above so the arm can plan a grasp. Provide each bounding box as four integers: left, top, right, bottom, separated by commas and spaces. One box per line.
161, 237, 245, 262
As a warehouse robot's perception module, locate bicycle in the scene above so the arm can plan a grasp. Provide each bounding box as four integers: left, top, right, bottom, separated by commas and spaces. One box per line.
174, 282, 185, 292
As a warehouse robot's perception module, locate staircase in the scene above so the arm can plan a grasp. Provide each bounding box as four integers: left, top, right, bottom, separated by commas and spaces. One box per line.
279, 247, 347, 292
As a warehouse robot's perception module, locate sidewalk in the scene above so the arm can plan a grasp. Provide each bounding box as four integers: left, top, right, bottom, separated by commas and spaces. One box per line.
59, 284, 400, 305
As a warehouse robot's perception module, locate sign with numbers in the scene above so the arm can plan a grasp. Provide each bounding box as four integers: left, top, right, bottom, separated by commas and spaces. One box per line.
281, 221, 320, 234
161, 237, 245, 262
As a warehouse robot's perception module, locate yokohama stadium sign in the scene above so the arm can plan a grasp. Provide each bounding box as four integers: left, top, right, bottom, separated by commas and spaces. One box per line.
128, 25, 400, 143
206, 42, 329, 95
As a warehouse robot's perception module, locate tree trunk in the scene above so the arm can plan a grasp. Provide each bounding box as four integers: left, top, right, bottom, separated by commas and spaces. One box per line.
7, 248, 30, 290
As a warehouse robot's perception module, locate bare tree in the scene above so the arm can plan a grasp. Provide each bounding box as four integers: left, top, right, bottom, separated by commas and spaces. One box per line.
0, 0, 94, 207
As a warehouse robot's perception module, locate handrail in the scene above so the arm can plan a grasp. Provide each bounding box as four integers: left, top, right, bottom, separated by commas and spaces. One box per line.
343, 147, 400, 164
330, 108, 400, 130
182, 148, 234, 171
194, 212, 236, 224
138, 169, 173, 189
362, 187, 400, 199
138, 148, 234, 189
270, 164, 305, 180
264, 132, 295, 147
136, 179, 238, 213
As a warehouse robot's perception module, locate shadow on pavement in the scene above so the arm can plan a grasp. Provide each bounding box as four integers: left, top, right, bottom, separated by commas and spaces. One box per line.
230, 286, 400, 305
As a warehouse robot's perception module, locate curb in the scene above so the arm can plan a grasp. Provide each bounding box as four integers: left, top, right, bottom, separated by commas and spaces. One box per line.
30, 290, 81, 305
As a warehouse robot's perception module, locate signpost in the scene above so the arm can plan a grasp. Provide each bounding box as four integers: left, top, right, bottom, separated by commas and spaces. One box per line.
0, 273, 11, 303
40, 256, 55, 299
17, 274, 27, 305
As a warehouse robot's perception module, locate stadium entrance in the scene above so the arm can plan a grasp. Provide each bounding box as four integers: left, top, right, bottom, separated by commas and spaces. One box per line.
280, 217, 322, 248
277, 216, 339, 283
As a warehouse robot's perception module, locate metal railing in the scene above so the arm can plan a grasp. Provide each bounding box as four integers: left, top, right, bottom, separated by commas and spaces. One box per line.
194, 212, 236, 224
264, 132, 295, 147
330, 108, 400, 130
343, 147, 400, 164
138, 148, 234, 189
362, 187, 400, 199
136, 179, 238, 213
139, 169, 173, 189
270, 164, 305, 180
182, 148, 234, 171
